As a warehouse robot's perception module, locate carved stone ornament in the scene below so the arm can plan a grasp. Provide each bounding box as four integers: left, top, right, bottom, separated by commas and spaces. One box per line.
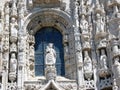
9, 53, 17, 81
10, 53, 17, 73
10, 17, 18, 43
45, 65, 56, 81
10, 43, 17, 53
80, 15, 89, 35
95, 13, 106, 39
97, 38, 107, 49
82, 40, 91, 50
113, 57, 120, 79
83, 51, 93, 80
29, 35, 35, 44
76, 51, 83, 69
45, 43, 56, 66
29, 44, 34, 61
99, 49, 109, 77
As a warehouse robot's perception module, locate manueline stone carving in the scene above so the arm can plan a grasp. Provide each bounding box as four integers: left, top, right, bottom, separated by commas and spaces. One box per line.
80, 15, 89, 35
10, 53, 17, 73
113, 57, 120, 78
45, 43, 56, 66
83, 51, 93, 80
10, 17, 18, 38
10, 43, 17, 53
95, 13, 105, 34
29, 44, 34, 60
99, 49, 108, 70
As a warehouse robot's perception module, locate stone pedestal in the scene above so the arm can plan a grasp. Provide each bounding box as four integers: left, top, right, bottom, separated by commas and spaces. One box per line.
45, 65, 56, 81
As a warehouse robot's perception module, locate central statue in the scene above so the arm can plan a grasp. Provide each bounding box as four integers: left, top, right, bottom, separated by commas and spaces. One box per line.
45, 43, 56, 66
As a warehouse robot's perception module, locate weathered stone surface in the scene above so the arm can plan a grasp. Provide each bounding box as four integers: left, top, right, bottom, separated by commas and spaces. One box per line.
0, 0, 120, 90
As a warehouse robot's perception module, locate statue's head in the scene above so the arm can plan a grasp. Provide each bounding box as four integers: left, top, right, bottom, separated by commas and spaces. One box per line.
11, 17, 16, 23
96, 13, 101, 19
11, 53, 16, 58
81, 14, 85, 19
49, 43, 53, 48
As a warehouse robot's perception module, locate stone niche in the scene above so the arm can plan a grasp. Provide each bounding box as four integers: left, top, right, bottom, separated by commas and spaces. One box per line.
33, 0, 61, 7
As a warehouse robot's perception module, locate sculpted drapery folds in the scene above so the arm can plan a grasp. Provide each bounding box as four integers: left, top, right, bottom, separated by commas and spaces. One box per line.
45, 43, 56, 66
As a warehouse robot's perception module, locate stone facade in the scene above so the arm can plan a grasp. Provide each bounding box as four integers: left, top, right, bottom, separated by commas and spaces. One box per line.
0, 0, 120, 90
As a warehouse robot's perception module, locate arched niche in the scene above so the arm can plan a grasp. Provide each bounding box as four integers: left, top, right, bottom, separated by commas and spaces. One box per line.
23, 9, 74, 79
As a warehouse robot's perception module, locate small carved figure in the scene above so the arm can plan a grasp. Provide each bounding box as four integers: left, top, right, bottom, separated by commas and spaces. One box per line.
45, 43, 56, 66
19, 37, 25, 52
99, 49, 108, 70
3, 40, 9, 51
95, 13, 105, 33
29, 35, 35, 44
114, 57, 120, 78
10, 43, 17, 53
80, 15, 89, 34
29, 44, 34, 60
10, 17, 18, 37
83, 51, 93, 80
10, 53, 17, 73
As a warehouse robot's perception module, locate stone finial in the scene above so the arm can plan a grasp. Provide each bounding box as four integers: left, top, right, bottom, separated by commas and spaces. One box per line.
11, 0, 17, 18
83, 50, 93, 80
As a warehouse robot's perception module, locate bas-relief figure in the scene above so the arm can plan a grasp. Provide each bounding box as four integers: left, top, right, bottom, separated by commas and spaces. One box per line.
45, 43, 56, 66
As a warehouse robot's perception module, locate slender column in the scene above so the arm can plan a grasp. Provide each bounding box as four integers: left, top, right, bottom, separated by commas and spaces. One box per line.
17, 1, 26, 90
2, 2, 10, 90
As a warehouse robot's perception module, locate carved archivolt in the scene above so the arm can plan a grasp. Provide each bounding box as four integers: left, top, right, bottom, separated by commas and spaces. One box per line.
23, 9, 73, 79
25, 9, 72, 35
